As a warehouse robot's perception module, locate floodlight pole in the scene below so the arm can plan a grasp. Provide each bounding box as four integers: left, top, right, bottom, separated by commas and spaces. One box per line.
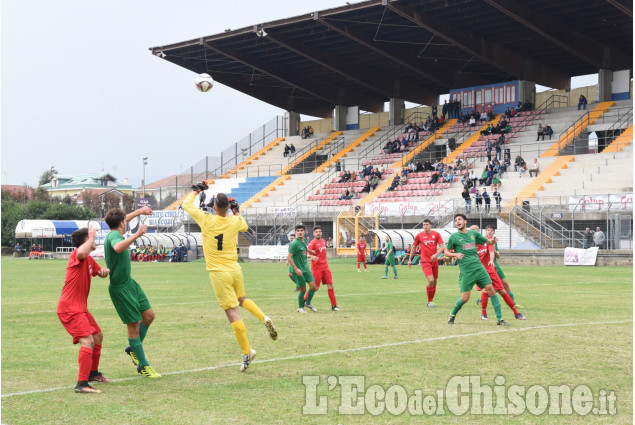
143, 157, 149, 198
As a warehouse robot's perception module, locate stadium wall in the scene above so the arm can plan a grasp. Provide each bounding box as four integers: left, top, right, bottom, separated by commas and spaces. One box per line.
496, 249, 632, 267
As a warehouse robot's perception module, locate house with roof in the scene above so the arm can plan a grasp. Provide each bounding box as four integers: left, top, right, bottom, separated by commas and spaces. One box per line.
39, 173, 134, 200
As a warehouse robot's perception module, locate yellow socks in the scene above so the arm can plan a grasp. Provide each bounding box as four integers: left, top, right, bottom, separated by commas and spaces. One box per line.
241, 299, 265, 322
231, 320, 250, 355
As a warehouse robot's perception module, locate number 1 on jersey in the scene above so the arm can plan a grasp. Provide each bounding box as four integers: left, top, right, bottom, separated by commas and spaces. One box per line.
214, 234, 224, 251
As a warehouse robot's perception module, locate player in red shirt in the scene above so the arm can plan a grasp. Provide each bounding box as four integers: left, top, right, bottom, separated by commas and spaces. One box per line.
471, 225, 525, 325
57, 227, 111, 393
356, 236, 368, 272
305, 226, 340, 311
408, 219, 444, 307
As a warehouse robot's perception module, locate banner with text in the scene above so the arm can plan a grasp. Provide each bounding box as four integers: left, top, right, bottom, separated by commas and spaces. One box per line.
145, 210, 184, 228
564, 247, 599, 266
365, 201, 452, 217
248, 245, 289, 260
568, 194, 632, 211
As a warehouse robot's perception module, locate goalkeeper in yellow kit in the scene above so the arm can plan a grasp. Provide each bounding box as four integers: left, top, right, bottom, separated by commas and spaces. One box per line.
183, 183, 277, 372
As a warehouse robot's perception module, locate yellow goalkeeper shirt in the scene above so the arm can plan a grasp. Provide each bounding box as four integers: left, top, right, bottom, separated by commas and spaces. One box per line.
182, 192, 248, 272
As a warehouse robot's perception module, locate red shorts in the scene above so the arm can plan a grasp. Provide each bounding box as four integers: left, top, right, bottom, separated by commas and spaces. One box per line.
476, 268, 503, 291
357, 255, 366, 262
420, 261, 439, 279
312, 267, 333, 287
58, 311, 101, 344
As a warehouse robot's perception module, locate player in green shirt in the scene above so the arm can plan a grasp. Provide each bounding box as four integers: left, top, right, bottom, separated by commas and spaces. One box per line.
443, 214, 496, 324
381, 235, 398, 279
104, 206, 160, 378
287, 224, 318, 313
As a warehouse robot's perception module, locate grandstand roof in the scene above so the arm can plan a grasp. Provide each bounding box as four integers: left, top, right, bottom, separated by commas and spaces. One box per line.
150, 0, 632, 118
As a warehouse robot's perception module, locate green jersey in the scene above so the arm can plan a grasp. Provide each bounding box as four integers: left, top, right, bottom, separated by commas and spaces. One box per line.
446, 229, 488, 275
104, 231, 132, 288
493, 241, 500, 265
288, 237, 309, 273
385, 242, 395, 261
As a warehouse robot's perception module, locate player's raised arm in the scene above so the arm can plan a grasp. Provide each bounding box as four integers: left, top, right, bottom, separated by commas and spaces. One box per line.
125, 206, 153, 223
76, 227, 98, 260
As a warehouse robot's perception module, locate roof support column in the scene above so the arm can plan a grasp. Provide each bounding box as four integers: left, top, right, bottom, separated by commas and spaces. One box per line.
285, 111, 301, 136
598, 69, 613, 102
389, 98, 405, 126
334, 105, 348, 131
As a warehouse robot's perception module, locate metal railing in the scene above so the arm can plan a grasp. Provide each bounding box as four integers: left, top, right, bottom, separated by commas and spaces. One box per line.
566, 106, 633, 155
287, 167, 339, 207
286, 136, 346, 174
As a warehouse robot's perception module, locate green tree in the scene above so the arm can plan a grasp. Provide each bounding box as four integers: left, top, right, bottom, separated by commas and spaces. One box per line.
38, 167, 58, 186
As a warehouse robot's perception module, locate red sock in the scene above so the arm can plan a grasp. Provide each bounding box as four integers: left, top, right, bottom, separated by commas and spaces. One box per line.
501, 292, 519, 315
327, 288, 337, 307
91, 344, 102, 371
357, 263, 360, 270
481, 291, 489, 315
304, 292, 308, 302
426, 286, 436, 302
78, 347, 93, 382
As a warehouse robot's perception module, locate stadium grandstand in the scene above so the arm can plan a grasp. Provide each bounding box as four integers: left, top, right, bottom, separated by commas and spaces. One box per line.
15, 0, 631, 263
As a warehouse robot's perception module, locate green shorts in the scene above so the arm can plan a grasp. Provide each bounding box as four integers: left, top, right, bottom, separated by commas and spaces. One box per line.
109, 279, 151, 324
411, 255, 421, 265
495, 263, 506, 280
385, 257, 396, 267
459, 267, 492, 293
292, 268, 314, 288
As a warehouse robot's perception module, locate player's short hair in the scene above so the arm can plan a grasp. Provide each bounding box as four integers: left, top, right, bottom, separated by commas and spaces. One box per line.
313, 226, 321, 232
105, 208, 126, 230
295, 224, 305, 231
454, 213, 467, 221
423, 219, 432, 224
71, 228, 89, 248
215, 193, 229, 209
486, 225, 495, 231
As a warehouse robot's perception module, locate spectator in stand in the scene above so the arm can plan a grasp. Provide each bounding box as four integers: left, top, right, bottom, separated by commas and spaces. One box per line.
400, 137, 409, 152
462, 187, 472, 213
529, 159, 540, 177
469, 116, 476, 128
283, 144, 290, 157
578, 94, 588, 110
492, 188, 502, 211
278, 228, 289, 246
199, 191, 207, 211
408, 161, 416, 173
415, 161, 424, 172
583, 227, 593, 249
432, 104, 438, 119
510, 107, 517, 117
482, 188, 491, 213
361, 180, 371, 194
14, 243, 25, 254
350, 171, 358, 182
504, 107, 512, 118
428, 171, 440, 185
485, 141, 492, 162
518, 160, 527, 177
514, 155, 524, 172
491, 173, 501, 189
474, 190, 482, 212
387, 175, 400, 191
469, 169, 478, 187
479, 168, 488, 186
481, 124, 493, 136
479, 110, 489, 123
594, 226, 605, 249
461, 173, 471, 189
536, 124, 544, 141
290, 144, 296, 154
370, 175, 380, 191
340, 189, 353, 200
543, 124, 554, 140
501, 155, 511, 174
442, 100, 448, 120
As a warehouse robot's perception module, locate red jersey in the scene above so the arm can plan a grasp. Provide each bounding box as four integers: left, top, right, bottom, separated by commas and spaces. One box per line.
308, 238, 329, 270
476, 243, 495, 271
414, 231, 444, 262
57, 249, 101, 314
356, 241, 367, 255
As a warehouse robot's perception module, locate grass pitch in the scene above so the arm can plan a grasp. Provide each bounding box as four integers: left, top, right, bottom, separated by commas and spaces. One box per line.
1, 257, 632, 424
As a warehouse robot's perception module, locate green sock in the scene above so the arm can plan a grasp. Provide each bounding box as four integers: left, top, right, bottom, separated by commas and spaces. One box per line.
139, 323, 150, 343
298, 291, 305, 309
128, 337, 149, 368
450, 298, 466, 316
306, 289, 316, 305
384, 267, 388, 277
392, 266, 398, 277
508, 291, 515, 303
490, 295, 502, 321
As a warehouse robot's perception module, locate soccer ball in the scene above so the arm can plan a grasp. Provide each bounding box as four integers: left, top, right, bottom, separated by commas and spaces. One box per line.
195, 73, 214, 92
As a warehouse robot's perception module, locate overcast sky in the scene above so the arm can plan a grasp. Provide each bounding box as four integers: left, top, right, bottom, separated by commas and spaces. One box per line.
1, 1, 598, 188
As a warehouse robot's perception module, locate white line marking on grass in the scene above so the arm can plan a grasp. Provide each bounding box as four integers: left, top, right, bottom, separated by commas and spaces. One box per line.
3, 319, 631, 398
